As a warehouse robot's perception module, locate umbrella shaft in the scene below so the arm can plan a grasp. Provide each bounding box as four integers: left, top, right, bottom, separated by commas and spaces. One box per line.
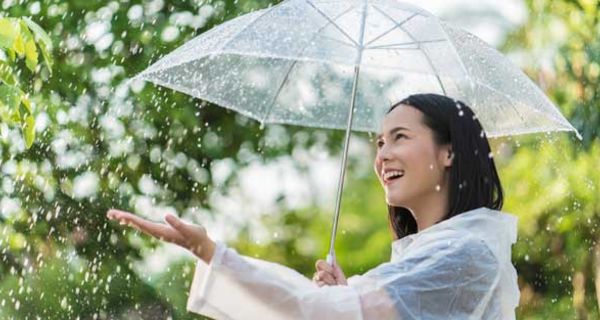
328, 66, 361, 265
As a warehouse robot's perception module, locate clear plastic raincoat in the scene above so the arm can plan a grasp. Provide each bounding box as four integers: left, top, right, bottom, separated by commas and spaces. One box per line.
186, 207, 520, 319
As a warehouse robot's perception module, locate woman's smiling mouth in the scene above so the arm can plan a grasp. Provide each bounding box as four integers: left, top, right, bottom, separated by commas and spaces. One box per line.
382, 170, 405, 185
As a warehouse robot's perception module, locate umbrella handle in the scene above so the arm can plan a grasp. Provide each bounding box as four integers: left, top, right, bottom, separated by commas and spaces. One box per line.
326, 251, 336, 266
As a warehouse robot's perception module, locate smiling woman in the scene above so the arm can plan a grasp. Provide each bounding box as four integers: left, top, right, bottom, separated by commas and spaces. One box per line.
377, 94, 504, 239
107, 93, 520, 319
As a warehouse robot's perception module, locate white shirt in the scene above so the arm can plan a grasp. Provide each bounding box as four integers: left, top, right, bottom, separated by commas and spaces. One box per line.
186, 207, 520, 319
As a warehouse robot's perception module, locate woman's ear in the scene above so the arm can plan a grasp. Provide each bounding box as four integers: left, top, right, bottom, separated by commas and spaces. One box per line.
442, 145, 453, 168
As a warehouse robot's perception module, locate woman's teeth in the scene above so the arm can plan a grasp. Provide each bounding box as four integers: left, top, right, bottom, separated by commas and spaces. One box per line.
383, 170, 404, 181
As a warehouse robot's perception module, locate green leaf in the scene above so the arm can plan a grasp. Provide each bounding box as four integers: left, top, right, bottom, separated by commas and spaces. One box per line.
19, 19, 34, 42
0, 60, 17, 85
23, 17, 53, 51
0, 109, 13, 124
23, 114, 35, 148
25, 39, 38, 72
12, 32, 25, 56
0, 84, 21, 111
0, 18, 17, 49
21, 95, 32, 114
39, 44, 54, 72
7, 46, 16, 61
22, 18, 53, 71
10, 105, 21, 122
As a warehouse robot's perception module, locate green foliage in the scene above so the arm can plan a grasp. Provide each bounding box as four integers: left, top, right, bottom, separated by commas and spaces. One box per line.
0, 16, 52, 148
504, 0, 600, 148
499, 0, 600, 317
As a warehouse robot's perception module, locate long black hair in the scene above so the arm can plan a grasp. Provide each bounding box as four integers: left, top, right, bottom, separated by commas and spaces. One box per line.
387, 94, 503, 240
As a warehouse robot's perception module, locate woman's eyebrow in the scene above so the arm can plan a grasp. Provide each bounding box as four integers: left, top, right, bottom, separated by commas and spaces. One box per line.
375, 127, 410, 141
377, 126, 410, 140
390, 126, 410, 134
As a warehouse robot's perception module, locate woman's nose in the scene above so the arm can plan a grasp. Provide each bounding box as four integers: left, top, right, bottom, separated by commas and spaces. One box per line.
376, 145, 391, 163
374, 147, 389, 177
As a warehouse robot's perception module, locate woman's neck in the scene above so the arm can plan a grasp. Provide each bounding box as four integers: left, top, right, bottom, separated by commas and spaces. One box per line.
409, 185, 450, 232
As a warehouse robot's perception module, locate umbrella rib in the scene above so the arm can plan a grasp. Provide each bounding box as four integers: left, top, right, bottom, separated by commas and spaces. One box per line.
365, 38, 447, 50
305, 0, 361, 48
318, 34, 359, 49
363, 12, 419, 48
373, 5, 447, 94
311, 5, 357, 49
260, 5, 356, 124
437, 23, 478, 107
474, 80, 527, 124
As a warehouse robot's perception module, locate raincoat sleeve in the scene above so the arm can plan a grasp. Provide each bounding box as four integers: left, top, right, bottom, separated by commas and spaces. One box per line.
186, 241, 362, 319
187, 232, 501, 320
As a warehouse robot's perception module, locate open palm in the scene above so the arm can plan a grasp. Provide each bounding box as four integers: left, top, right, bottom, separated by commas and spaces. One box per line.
106, 209, 215, 263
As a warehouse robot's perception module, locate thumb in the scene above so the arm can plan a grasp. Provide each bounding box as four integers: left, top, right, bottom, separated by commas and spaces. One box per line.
164, 214, 193, 236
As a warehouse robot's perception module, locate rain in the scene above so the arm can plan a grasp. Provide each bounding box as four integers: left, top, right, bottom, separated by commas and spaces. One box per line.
0, 0, 599, 319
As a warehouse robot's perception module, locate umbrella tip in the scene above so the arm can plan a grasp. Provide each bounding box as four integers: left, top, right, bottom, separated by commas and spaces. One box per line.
575, 130, 583, 141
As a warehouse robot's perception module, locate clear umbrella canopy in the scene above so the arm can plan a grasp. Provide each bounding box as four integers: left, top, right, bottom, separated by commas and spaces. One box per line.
136, 0, 579, 138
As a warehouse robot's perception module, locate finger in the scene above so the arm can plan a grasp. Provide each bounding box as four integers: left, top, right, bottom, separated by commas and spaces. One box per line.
312, 272, 331, 283
332, 263, 346, 278
107, 209, 146, 227
317, 270, 336, 285
332, 263, 348, 285
107, 209, 148, 226
315, 259, 333, 273
164, 214, 196, 237
107, 209, 134, 221
164, 214, 208, 252
107, 209, 185, 244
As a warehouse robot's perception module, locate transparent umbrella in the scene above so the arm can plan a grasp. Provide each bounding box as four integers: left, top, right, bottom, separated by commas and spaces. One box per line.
133, 0, 580, 265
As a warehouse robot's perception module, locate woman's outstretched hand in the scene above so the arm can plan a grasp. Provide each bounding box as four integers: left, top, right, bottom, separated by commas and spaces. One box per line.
106, 209, 216, 263
312, 259, 347, 287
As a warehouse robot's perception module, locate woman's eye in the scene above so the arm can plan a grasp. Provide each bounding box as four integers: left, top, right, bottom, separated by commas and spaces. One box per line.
376, 140, 384, 148
395, 133, 406, 140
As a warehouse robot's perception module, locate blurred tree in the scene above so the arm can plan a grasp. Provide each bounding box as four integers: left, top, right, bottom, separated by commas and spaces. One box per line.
500, 0, 600, 318
503, 0, 599, 149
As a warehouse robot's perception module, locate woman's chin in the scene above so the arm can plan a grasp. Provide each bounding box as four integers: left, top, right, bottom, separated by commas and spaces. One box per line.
385, 195, 404, 207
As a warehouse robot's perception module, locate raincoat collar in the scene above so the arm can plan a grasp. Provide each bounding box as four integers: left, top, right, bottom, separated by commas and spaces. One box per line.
390, 206, 518, 262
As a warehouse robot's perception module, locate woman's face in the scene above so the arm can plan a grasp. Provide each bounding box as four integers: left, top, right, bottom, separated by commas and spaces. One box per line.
374, 105, 453, 209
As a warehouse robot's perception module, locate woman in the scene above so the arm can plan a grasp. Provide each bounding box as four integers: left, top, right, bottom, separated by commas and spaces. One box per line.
107, 94, 520, 319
